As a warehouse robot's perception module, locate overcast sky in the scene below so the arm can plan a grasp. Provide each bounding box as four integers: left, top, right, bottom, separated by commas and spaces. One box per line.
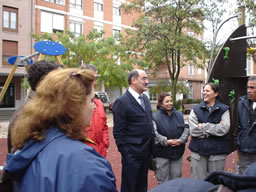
203, 0, 246, 45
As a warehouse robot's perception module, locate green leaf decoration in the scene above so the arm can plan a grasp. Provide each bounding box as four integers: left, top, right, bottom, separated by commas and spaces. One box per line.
228, 89, 235, 103
223, 47, 230, 59
212, 78, 219, 86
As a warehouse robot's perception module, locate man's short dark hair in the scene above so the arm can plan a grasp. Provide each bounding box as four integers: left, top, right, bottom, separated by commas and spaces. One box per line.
27, 60, 63, 91
128, 70, 139, 85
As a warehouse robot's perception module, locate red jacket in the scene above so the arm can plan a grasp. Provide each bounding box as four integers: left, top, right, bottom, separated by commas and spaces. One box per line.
86, 98, 109, 157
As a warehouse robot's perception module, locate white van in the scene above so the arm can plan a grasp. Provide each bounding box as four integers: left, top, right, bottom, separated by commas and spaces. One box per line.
95, 91, 110, 111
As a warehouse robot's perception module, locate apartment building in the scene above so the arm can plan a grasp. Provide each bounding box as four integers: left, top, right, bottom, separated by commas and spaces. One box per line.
0, 0, 136, 112
35, 0, 135, 40
148, 63, 205, 106
0, 0, 34, 112
35, 0, 137, 102
0, 0, 207, 113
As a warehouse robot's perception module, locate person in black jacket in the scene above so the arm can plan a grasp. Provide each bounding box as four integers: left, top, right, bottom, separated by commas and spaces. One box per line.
235, 76, 256, 175
189, 82, 231, 179
153, 93, 189, 184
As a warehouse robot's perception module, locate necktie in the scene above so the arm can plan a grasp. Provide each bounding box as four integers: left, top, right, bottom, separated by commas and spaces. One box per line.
139, 95, 145, 110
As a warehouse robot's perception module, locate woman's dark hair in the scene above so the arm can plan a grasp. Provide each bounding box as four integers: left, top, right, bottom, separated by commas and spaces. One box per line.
157, 93, 171, 110
27, 60, 63, 91
203, 82, 219, 93
204, 82, 222, 101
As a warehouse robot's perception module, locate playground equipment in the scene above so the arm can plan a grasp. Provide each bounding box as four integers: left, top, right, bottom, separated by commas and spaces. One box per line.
0, 41, 66, 103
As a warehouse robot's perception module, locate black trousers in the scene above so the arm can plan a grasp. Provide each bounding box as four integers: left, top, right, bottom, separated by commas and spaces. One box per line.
121, 153, 150, 192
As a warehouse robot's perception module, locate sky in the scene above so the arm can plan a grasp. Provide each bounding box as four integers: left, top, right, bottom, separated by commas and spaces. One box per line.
203, 0, 239, 45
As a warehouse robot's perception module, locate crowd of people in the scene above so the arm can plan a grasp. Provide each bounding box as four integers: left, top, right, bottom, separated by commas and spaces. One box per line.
1, 60, 256, 192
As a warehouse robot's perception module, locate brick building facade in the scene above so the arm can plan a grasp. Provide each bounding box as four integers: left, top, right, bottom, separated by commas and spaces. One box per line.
0, 0, 34, 110
1, 0, 254, 112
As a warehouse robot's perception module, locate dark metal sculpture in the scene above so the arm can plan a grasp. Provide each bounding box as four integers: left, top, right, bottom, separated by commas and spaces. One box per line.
207, 24, 247, 151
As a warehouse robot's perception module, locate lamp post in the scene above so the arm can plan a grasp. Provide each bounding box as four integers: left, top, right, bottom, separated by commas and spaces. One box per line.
208, 14, 238, 72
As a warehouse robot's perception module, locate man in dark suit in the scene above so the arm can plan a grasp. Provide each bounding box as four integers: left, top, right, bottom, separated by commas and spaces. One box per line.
113, 69, 154, 192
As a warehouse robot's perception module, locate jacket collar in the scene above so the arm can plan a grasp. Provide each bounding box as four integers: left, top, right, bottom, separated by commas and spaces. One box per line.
125, 90, 147, 112
159, 107, 175, 116
4, 127, 65, 180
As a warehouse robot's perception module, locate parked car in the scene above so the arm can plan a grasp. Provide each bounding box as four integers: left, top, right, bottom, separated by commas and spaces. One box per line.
95, 91, 110, 111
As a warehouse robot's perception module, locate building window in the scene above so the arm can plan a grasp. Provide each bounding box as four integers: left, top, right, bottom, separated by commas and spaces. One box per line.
94, 24, 103, 37
94, 2, 103, 11
197, 68, 202, 74
2, 40, 18, 66
43, 0, 65, 5
113, 29, 120, 40
188, 84, 193, 99
113, 5, 121, 16
246, 55, 252, 75
70, 0, 82, 9
70, 21, 82, 37
40, 11, 64, 33
188, 63, 194, 75
0, 83, 15, 108
3, 6, 18, 32
149, 87, 157, 101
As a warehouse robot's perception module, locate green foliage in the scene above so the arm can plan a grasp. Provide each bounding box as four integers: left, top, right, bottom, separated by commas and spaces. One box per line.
245, 0, 256, 27
173, 100, 183, 112
202, 0, 235, 72
150, 82, 171, 94
31, 30, 133, 88
150, 81, 189, 100
21, 77, 29, 89
122, 0, 207, 101
182, 98, 201, 104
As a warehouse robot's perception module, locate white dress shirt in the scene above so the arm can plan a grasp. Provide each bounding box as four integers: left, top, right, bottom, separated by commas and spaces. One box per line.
128, 87, 142, 105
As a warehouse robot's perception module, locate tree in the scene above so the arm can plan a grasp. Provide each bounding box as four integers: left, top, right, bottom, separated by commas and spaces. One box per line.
245, 0, 256, 28
202, 0, 235, 72
32, 30, 133, 89
122, 0, 206, 102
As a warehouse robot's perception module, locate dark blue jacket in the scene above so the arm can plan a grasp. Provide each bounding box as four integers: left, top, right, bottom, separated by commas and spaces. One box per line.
4, 127, 117, 192
113, 91, 153, 156
237, 95, 256, 153
205, 162, 256, 191
189, 100, 231, 156
150, 162, 256, 192
153, 107, 185, 159
150, 178, 214, 192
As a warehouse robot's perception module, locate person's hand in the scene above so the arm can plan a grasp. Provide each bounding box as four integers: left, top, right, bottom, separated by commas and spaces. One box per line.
198, 123, 203, 129
171, 139, 181, 147
167, 139, 174, 146
167, 139, 181, 147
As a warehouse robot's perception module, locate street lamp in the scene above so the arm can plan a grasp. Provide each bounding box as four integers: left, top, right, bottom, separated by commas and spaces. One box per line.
208, 14, 238, 72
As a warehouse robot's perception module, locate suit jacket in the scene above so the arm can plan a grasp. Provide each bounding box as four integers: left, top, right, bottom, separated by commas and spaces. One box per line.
113, 90, 153, 157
